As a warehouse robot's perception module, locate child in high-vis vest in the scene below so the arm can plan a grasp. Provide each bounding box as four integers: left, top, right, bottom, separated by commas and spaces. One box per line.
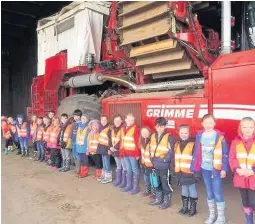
16, 114, 30, 157
1, 116, 12, 155
34, 117, 45, 161
30, 115, 38, 159
8, 116, 19, 153
48, 118, 61, 169
97, 115, 112, 184
76, 114, 90, 178
71, 109, 82, 174
109, 115, 126, 187
140, 127, 155, 198
174, 124, 199, 217
43, 116, 52, 164
229, 117, 255, 224
120, 113, 141, 195
148, 117, 175, 210
191, 114, 229, 224
59, 113, 73, 172
87, 119, 103, 179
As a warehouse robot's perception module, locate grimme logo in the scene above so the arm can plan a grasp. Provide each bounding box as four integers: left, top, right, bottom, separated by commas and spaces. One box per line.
146, 104, 195, 118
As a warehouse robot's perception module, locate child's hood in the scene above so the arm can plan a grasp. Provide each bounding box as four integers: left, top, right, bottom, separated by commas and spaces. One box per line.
16, 114, 24, 123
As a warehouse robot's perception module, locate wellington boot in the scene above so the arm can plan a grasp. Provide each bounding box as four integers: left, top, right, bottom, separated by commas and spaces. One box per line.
79, 166, 89, 178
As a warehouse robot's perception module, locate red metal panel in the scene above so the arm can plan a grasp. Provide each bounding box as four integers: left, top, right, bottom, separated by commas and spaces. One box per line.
44, 52, 67, 90
102, 92, 207, 138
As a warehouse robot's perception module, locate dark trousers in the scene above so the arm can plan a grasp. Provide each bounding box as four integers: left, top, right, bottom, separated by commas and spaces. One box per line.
50, 148, 62, 168
5, 139, 13, 148
155, 169, 173, 195
239, 188, 255, 210
33, 141, 38, 152
91, 154, 102, 169
79, 153, 89, 166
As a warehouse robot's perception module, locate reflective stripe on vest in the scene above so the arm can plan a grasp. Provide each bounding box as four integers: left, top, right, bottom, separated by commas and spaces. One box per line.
76, 126, 89, 146
16, 122, 27, 138
43, 125, 51, 142
99, 127, 110, 146
63, 124, 72, 143
174, 142, 194, 174
141, 143, 153, 168
212, 135, 224, 170
49, 126, 61, 145
149, 133, 170, 159
111, 129, 121, 147
88, 132, 99, 154
120, 126, 136, 151
36, 126, 44, 141
236, 142, 255, 170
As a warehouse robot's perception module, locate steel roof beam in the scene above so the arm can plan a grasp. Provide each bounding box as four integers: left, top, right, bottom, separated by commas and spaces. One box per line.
1, 8, 36, 18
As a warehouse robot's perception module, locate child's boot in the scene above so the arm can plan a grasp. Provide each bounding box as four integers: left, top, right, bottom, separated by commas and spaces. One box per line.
96, 169, 102, 180
205, 199, 217, 224
59, 160, 66, 172
159, 193, 172, 209
78, 166, 88, 178
101, 171, 113, 184
149, 191, 163, 206
150, 187, 156, 199
214, 202, 226, 224
122, 172, 133, 192
75, 159, 81, 174
64, 159, 71, 172
187, 197, 198, 217
21, 150, 25, 157
243, 207, 254, 224
4, 148, 8, 155
97, 170, 105, 181
141, 184, 151, 197
118, 170, 127, 188
113, 169, 122, 187
179, 196, 189, 214
129, 174, 140, 195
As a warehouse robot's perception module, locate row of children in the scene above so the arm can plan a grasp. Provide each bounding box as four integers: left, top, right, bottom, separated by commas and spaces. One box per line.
1, 111, 255, 224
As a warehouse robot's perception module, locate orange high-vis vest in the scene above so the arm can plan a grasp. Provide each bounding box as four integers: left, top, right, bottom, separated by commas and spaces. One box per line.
63, 124, 72, 143
49, 126, 61, 145
212, 136, 224, 170
236, 142, 255, 170
30, 122, 37, 138
35, 125, 44, 141
149, 133, 170, 159
2, 121, 11, 139
76, 126, 89, 146
141, 143, 153, 168
88, 132, 100, 154
111, 129, 121, 147
16, 122, 28, 138
120, 126, 136, 151
43, 125, 51, 142
99, 126, 110, 146
175, 142, 194, 174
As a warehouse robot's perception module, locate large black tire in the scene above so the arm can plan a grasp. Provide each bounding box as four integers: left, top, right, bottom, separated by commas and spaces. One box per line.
57, 94, 101, 119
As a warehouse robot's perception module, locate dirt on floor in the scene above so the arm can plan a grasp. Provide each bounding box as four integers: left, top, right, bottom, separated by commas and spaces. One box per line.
2, 150, 245, 224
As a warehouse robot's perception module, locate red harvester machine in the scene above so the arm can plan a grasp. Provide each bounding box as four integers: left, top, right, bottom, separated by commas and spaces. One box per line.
28, 1, 255, 142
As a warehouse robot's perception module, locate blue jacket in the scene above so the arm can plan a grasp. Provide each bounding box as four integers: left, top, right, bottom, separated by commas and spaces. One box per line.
16, 114, 30, 139
71, 121, 81, 143
190, 130, 229, 177
76, 122, 89, 153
